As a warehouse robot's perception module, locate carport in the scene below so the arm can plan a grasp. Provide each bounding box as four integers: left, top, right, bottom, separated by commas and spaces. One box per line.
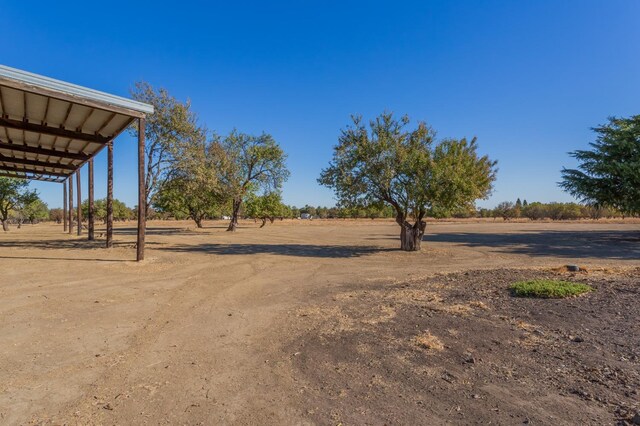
0, 65, 154, 261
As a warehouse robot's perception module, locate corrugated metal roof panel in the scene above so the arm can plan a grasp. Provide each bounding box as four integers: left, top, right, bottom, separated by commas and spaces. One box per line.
0, 65, 147, 178
0, 65, 154, 114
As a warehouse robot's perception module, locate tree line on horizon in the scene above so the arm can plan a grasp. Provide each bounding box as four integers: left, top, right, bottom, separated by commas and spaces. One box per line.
1, 83, 637, 251
4, 195, 627, 231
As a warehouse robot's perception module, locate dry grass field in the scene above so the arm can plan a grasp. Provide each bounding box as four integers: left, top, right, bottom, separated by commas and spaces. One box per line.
0, 219, 638, 424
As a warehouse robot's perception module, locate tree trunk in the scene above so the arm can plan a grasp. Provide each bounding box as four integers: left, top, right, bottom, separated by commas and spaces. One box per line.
260, 218, 267, 228
1, 219, 8, 232
399, 220, 426, 251
227, 198, 241, 232
195, 217, 204, 228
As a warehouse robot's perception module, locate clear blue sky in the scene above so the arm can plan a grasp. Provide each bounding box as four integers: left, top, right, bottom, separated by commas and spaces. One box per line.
2, 0, 639, 209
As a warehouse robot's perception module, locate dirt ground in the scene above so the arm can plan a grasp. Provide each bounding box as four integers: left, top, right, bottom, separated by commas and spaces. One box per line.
288, 268, 639, 425
0, 220, 638, 425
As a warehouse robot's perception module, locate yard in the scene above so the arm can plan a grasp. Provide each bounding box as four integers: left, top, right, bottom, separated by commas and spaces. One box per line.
0, 220, 638, 424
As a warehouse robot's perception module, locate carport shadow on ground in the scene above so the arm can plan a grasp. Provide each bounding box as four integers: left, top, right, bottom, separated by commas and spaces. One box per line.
0, 226, 186, 261
426, 230, 640, 260
159, 243, 395, 258
0, 238, 161, 262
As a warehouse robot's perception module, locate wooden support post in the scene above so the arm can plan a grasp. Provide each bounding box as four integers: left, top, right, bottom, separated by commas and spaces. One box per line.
136, 118, 146, 261
63, 180, 67, 232
106, 141, 113, 248
68, 173, 74, 235
88, 159, 95, 240
76, 169, 82, 236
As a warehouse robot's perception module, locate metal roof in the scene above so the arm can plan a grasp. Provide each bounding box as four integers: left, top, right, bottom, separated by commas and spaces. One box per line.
0, 65, 153, 182
0, 65, 154, 115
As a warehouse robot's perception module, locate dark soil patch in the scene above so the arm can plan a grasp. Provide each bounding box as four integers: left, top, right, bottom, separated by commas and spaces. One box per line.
287, 268, 640, 425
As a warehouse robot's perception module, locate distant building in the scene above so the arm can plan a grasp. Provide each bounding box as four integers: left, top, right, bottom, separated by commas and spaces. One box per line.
300, 213, 312, 220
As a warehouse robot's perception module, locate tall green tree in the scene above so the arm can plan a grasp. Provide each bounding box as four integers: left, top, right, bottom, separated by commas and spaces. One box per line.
49, 208, 65, 223
81, 198, 131, 222
290, 206, 301, 219
130, 82, 202, 217
20, 199, 49, 223
319, 113, 497, 251
0, 178, 38, 231
216, 131, 290, 231
156, 128, 228, 227
560, 115, 640, 215
244, 191, 288, 227
155, 176, 225, 227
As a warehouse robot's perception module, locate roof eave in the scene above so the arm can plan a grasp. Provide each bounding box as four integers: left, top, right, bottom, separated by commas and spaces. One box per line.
0, 64, 154, 116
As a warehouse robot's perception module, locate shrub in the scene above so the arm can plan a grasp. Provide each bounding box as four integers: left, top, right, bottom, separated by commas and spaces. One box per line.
522, 202, 547, 220
510, 279, 593, 298
493, 201, 516, 220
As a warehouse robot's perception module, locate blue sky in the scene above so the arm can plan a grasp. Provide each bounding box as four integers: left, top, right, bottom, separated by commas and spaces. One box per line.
2, 0, 639, 209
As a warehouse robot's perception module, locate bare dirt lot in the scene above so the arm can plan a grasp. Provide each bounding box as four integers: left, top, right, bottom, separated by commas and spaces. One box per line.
289, 268, 639, 425
0, 220, 638, 425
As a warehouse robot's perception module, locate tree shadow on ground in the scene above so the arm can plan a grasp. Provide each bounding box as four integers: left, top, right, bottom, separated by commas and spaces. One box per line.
113, 227, 191, 236
160, 243, 394, 258
426, 230, 640, 260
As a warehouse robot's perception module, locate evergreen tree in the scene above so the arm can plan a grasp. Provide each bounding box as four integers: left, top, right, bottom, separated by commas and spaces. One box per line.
561, 115, 640, 215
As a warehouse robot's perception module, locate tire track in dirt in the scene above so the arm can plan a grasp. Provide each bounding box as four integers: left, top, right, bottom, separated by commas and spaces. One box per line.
40, 254, 324, 424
